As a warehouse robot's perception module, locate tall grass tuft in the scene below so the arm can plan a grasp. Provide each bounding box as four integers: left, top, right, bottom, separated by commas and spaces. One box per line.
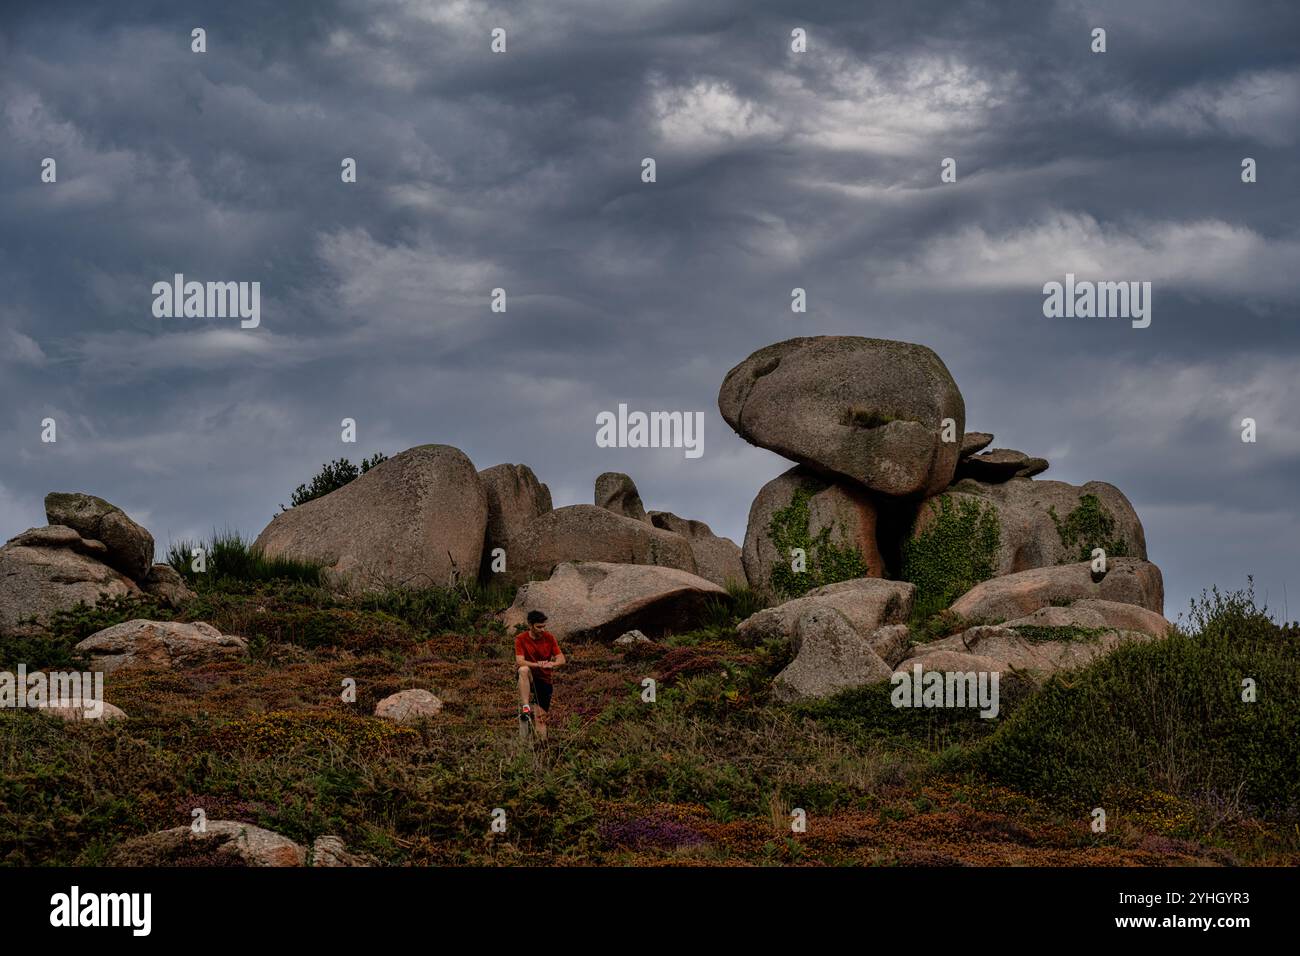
167, 531, 325, 587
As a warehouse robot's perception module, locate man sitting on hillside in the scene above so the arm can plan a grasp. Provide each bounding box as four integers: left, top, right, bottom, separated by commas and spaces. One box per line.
515, 610, 565, 741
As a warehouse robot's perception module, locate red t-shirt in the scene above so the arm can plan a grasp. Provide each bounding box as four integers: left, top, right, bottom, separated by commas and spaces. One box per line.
515, 629, 561, 684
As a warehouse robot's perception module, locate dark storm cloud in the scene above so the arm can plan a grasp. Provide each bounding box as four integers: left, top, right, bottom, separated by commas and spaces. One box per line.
1, 0, 1297, 617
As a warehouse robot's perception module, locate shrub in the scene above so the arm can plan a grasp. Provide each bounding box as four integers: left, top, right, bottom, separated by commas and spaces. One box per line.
901, 495, 1001, 618
356, 581, 511, 638
285, 453, 387, 509
767, 488, 869, 599
977, 582, 1300, 823
1048, 493, 1131, 562
4, 594, 168, 670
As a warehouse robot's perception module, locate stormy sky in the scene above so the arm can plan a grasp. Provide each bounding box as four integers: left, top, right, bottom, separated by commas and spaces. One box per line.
2, 0, 1297, 620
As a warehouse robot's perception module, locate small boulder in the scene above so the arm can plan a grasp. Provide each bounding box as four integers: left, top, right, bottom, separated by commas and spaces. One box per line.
649, 511, 746, 589
614, 629, 652, 645
255, 444, 488, 591
719, 336, 966, 497
595, 472, 649, 523
141, 563, 196, 608
38, 701, 128, 722
959, 432, 994, 458
310, 835, 372, 867
501, 505, 697, 586
503, 561, 728, 642
75, 619, 248, 674
45, 492, 154, 581
771, 607, 894, 702
955, 449, 1049, 483
109, 821, 306, 867
374, 689, 444, 723
949, 559, 1165, 622
738, 577, 914, 645
742, 466, 885, 601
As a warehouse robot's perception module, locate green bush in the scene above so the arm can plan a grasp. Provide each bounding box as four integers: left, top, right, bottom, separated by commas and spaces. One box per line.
901, 495, 1001, 618
357, 581, 512, 637
285, 453, 387, 509
767, 488, 869, 599
1048, 493, 1131, 562
977, 582, 1300, 822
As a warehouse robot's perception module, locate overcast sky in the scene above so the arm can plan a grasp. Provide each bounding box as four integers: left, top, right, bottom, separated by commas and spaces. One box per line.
2, 0, 1297, 620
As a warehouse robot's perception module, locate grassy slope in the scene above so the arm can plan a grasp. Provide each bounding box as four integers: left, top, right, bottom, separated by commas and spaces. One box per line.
1, 569, 1297, 867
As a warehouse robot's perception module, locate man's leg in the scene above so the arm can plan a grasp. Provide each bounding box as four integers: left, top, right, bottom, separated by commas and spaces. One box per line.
533, 680, 552, 741
517, 665, 533, 708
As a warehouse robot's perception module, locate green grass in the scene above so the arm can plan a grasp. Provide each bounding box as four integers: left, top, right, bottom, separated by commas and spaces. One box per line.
167, 531, 325, 587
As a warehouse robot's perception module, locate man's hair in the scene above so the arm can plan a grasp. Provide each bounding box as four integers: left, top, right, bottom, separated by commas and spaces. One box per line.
526, 610, 548, 624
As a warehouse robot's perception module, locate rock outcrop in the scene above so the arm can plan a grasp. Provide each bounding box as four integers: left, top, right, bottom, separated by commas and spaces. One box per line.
595, 472, 649, 523
501, 505, 697, 586
742, 466, 885, 600
737, 577, 914, 644
255, 444, 489, 590
949, 559, 1165, 622
0, 528, 142, 638
503, 561, 728, 642
909, 478, 1146, 578
771, 606, 894, 702
45, 492, 155, 581
479, 463, 553, 576
648, 511, 746, 589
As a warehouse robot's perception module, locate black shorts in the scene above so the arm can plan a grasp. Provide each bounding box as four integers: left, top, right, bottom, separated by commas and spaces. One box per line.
529, 673, 554, 711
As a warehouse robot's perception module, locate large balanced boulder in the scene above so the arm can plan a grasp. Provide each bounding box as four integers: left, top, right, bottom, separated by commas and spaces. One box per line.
0, 528, 141, 638
742, 466, 885, 601
501, 505, 697, 586
595, 472, 649, 523
949, 559, 1164, 622
478, 463, 553, 575
771, 606, 894, 702
255, 444, 488, 590
45, 492, 154, 581
909, 478, 1146, 578
75, 619, 248, 673
649, 511, 746, 588
738, 577, 914, 644
502, 561, 728, 642
719, 337, 965, 498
